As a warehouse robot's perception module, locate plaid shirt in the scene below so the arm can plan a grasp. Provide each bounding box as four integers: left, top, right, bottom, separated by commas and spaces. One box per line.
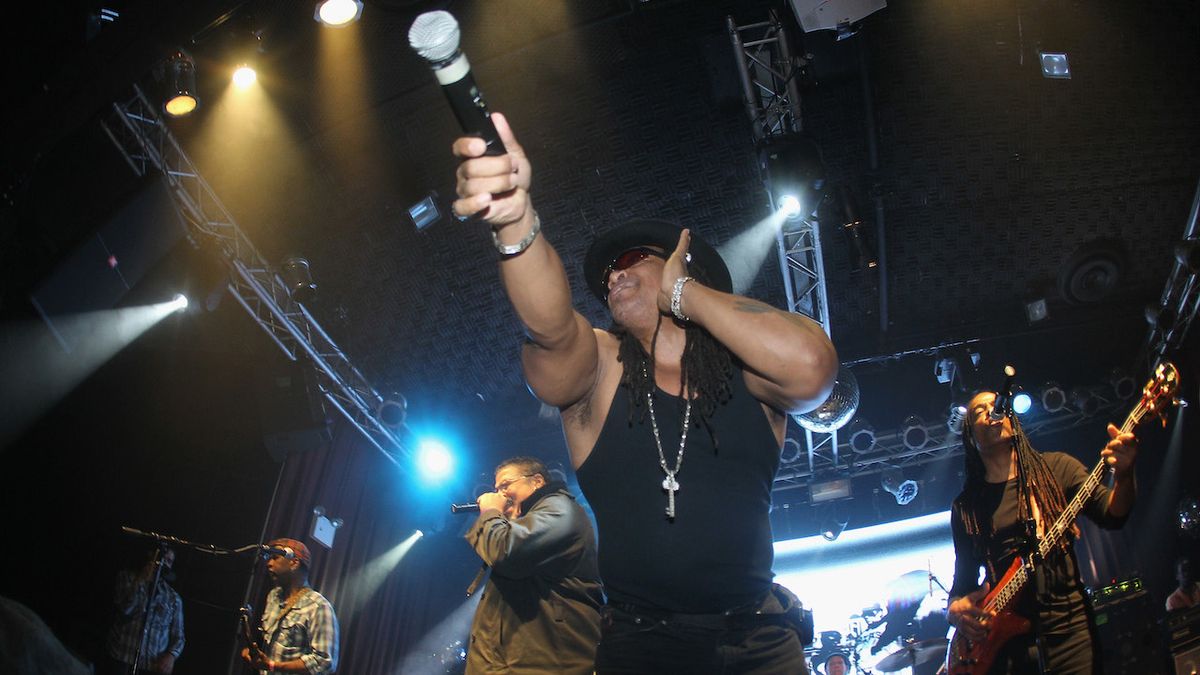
259, 585, 338, 674
106, 571, 185, 668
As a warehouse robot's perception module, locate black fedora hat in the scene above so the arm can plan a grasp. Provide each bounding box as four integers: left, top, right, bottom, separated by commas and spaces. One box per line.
582, 219, 732, 303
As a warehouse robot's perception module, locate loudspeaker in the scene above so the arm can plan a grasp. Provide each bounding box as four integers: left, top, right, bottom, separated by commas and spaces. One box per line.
1173, 642, 1200, 675
1093, 590, 1167, 675
1166, 606, 1200, 675
256, 358, 330, 461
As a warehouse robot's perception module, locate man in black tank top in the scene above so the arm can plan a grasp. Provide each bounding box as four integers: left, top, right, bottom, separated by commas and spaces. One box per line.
451, 114, 838, 673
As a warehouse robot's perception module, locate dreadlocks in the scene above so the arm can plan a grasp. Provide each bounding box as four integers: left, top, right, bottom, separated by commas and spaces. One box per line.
612, 314, 734, 446
957, 407, 1070, 554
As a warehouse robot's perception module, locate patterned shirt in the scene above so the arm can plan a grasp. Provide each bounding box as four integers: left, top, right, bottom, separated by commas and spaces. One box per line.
259, 585, 339, 674
106, 571, 185, 668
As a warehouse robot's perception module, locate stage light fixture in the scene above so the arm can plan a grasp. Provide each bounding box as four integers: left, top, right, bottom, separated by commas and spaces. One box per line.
1039, 52, 1071, 79
1024, 298, 1049, 324
900, 415, 928, 451
315, 0, 364, 27
1041, 382, 1066, 413
837, 185, 876, 272
417, 438, 454, 482
820, 514, 848, 542
168, 293, 189, 313
377, 392, 408, 430
1071, 387, 1099, 417
281, 256, 317, 305
881, 469, 919, 506
847, 418, 875, 454
232, 64, 257, 88
163, 50, 199, 117
1012, 391, 1033, 415
810, 477, 852, 503
778, 195, 802, 219
946, 404, 967, 433
409, 193, 443, 231
1109, 369, 1136, 400
760, 134, 825, 221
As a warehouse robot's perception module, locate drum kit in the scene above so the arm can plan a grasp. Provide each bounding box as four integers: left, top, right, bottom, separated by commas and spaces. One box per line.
808, 570, 951, 675
810, 625, 948, 675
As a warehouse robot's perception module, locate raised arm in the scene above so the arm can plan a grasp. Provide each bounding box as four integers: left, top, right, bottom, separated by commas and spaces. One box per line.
451, 114, 599, 408
662, 230, 837, 413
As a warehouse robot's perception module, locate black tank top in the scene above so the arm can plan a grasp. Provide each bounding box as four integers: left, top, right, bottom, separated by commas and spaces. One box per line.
575, 368, 780, 612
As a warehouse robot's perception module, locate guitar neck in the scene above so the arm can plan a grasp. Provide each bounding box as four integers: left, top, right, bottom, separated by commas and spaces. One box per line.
985, 401, 1147, 613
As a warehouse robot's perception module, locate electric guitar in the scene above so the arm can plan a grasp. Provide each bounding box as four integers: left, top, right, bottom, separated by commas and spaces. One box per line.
239, 604, 269, 667
945, 361, 1179, 675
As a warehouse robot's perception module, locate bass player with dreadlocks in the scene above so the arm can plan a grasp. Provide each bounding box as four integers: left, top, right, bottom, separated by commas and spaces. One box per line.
451, 114, 837, 673
946, 390, 1139, 674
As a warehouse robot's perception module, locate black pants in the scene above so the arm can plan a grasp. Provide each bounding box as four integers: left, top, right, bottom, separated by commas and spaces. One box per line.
991, 629, 1096, 675
594, 592, 809, 675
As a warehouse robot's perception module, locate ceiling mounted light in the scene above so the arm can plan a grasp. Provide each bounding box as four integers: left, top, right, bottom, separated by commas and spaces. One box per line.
315, 0, 364, 27
1041, 382, 1066, 413
1039, 51, 1071, 79
900, 415, 928, 451
163, 50, 199, 117
946, 403, 967, 433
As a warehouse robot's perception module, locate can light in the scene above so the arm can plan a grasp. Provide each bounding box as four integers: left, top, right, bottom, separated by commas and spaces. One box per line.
315, 0, 364, 27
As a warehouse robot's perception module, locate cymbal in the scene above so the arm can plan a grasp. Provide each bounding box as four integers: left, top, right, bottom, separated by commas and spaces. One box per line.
875, 638, 949, 672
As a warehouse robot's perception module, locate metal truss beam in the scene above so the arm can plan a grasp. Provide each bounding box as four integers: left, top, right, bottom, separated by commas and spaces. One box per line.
772, 390, 1128, 497
728, 11, 837, 478
1143, 176, 1200, 371
100, 85, 409, 467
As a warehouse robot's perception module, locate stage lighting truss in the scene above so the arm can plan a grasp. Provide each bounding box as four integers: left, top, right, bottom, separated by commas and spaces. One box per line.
100, 84, 412, 468
729, 10, 839, 481
772, 375, 1130, 495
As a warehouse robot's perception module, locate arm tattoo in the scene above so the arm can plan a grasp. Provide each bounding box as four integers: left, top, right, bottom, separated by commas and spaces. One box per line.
733, 299, 774, 314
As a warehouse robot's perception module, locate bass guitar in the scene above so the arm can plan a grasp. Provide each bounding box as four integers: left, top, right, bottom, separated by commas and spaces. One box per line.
945, 361, 1179, 675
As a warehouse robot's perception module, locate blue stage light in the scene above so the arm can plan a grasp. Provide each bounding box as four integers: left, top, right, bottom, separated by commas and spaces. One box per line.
1013, 392, 1033, 415
416, 438, 454, 483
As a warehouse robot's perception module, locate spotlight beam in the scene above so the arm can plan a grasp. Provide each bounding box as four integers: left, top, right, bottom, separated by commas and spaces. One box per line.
717, 208, 791, 295
1, 300, 185, 447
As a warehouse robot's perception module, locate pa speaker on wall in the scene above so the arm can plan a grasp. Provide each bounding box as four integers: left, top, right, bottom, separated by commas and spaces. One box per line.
256, 357, 330, 461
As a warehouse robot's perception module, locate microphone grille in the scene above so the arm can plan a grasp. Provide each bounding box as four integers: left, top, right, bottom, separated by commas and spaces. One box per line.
409, 11, 461, 63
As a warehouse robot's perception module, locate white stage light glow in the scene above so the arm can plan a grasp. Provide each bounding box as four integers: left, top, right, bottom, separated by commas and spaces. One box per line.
774, 511, 956, 671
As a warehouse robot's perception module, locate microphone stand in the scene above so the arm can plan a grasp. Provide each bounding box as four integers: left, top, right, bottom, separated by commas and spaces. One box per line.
129, 544, 167, 675
120, 527, 233, 675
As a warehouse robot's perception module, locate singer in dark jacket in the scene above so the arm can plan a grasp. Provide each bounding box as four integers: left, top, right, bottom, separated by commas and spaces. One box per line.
465, 456, 603, 674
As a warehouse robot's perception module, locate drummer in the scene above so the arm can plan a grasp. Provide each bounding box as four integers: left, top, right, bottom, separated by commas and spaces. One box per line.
821, 652, 850, 675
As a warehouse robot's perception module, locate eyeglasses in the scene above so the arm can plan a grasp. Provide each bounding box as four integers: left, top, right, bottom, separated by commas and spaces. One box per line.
494, 474, 535, 493
603, 247, 668, 292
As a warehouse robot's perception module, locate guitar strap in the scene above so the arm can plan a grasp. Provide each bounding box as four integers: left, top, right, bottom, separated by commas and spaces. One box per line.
264, 587, 310, 651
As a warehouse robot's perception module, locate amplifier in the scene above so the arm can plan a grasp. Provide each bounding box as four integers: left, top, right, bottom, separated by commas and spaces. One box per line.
1093, 589, 1167, 675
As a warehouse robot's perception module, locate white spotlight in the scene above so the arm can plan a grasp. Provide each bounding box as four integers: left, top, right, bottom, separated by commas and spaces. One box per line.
778, 195, 802, 219
169, 294, 189, 312
315, 0, 364, 27
232, 65, 257, 88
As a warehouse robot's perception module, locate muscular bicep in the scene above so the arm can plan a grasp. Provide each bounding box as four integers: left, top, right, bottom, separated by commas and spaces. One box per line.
521, 315, 601, 408
742, 362, 834, 416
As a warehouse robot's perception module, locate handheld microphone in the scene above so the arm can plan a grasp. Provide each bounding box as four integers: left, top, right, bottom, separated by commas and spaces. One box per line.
990, 364, 1017, 421
409, 11, 506, 157
451, 502, 481, 514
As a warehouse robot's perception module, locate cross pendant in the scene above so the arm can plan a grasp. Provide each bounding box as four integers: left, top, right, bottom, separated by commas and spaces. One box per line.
662, 474, 679, 519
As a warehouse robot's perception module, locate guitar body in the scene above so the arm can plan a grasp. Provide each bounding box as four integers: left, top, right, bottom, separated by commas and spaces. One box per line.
946, 558, 1032, 675
947, 609, 1031, 675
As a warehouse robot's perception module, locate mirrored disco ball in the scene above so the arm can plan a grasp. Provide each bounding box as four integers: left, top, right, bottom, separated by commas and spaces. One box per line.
1179, 497, 1200, 538
796, 365, 859, 433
